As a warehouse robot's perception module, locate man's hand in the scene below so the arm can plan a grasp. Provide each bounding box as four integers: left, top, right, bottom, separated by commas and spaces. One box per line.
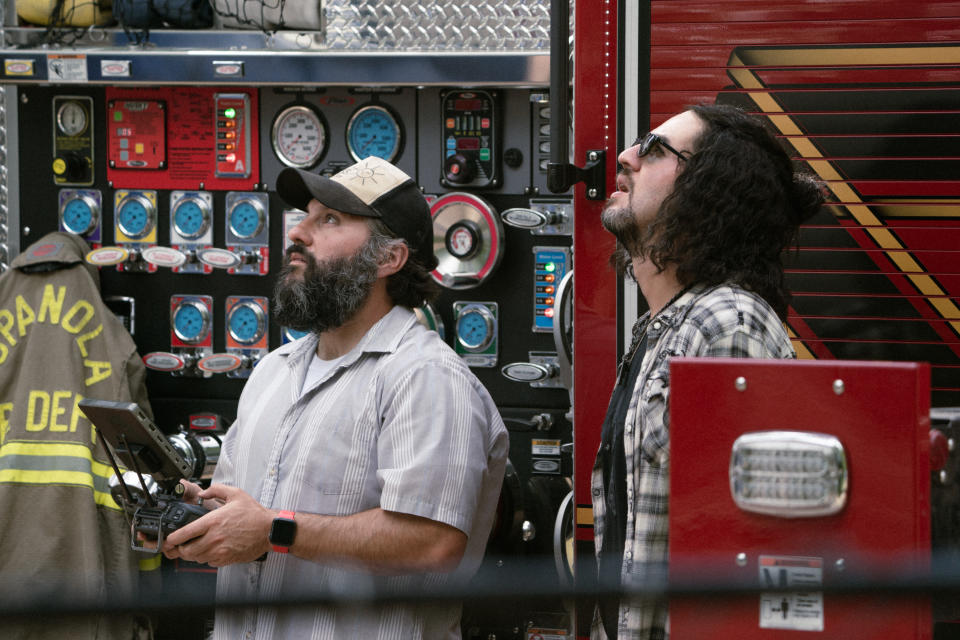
162, 484, 272, 567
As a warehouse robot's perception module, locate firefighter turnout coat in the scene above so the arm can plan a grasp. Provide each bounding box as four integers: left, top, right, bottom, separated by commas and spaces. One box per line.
0, 232, 155, 640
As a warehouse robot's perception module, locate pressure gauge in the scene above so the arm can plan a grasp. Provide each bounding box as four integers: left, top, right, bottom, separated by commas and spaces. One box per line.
172, 300, 211, 344
172, 196, 212, 240
272, 105, 327, 169
228, 198, 266, 240
56, 100, 88, 137
227, 300, 266, 345
346, 105, 403, 162
456, 303, 496, 352
283, 327, 310, 343
116, 193, 156, 239
60, 192, 100, 236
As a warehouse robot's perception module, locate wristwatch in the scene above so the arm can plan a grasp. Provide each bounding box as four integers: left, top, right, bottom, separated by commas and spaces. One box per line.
269, 510, 297, 553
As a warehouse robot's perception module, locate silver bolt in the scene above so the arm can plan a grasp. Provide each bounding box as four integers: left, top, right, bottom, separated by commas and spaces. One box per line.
522, 520, 536, 542
736, 552, 747, 567
835, 558, 845, 572
22, 226, 30, 236
833, 379, 845, 395
949, 438, 955, 453
587, 187, 598, 198
588, 151, 599, 162
735, 376, 747, 392
941, 470, 949, 485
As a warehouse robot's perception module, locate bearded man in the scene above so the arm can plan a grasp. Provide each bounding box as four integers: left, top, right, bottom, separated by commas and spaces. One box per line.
162, 157, 508, 640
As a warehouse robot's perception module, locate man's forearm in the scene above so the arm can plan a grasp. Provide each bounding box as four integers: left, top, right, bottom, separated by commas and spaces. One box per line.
288, 507, 467, 575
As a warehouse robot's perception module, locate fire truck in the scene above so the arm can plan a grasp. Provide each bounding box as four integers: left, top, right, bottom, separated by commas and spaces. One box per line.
0, 0, 957, 638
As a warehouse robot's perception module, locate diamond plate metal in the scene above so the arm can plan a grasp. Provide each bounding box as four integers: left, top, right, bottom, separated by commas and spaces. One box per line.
323, 0, 553, 50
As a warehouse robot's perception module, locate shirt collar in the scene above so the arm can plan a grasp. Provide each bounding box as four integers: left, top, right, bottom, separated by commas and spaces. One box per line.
280, 305, 418, 373
643, 283, 707, 340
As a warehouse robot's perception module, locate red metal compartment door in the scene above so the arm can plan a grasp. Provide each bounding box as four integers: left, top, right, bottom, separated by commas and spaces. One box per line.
669, 358, 931, 639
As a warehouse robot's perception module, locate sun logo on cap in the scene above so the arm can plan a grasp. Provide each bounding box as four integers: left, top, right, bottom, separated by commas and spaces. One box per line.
344, 159, 387, 185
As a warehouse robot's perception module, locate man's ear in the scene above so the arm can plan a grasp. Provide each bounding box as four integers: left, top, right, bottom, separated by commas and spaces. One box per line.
377, 241, 409, 278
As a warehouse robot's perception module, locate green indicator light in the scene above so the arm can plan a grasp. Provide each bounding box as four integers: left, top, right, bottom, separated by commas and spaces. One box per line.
113, 111, 123, 121
224, 108, 236, 119
545, 262, 556, 272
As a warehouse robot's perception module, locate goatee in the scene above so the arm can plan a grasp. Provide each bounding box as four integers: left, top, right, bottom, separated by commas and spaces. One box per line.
273, 242, 380, 334
601, 201, 644, 257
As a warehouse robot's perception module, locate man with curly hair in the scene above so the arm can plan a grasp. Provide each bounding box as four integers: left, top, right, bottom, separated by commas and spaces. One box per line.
162, 157, 508, 640
592, 104, 824, 639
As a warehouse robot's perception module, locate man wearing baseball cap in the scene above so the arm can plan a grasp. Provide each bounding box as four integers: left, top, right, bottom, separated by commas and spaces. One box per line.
163, 157, 508, 640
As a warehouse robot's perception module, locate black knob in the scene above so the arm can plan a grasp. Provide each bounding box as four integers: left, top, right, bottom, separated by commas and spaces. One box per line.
504, 147, 523, 168
444, 153, 475, 184
53, 153, 86, 181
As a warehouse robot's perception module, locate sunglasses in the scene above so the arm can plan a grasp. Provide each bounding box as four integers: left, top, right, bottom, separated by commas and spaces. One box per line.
633, 132, 689, 162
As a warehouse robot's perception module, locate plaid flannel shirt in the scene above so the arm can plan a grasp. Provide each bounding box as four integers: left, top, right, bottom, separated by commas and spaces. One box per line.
591, 283, 796, 639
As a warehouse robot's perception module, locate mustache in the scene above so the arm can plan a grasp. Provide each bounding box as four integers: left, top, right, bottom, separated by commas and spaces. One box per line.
283, 244, 312, 265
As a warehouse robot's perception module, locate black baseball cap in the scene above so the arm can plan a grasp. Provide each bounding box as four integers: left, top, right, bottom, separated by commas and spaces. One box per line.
276, 157, 437, 270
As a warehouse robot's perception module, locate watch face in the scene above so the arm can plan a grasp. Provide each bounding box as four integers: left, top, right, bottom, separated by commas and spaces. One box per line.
270, 516, 297, 547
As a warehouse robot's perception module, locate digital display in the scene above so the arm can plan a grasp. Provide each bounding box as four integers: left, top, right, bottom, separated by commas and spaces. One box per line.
457, 137, 481, 150
454, 98, 483, 111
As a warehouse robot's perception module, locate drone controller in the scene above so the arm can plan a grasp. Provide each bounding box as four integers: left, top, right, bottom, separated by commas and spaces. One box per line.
79, 398, 213, 552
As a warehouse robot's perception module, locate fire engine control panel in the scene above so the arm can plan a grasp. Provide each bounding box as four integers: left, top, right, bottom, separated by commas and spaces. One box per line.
15, 82, 573, 640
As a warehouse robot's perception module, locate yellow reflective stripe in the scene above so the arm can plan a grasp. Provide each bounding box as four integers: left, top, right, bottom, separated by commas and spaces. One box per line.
1, 441, 119, 479
139, 554, 162, 572
0, 441, 123, 511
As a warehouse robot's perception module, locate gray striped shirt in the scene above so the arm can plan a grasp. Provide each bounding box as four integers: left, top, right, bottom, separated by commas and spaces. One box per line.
212, 305, 508, 640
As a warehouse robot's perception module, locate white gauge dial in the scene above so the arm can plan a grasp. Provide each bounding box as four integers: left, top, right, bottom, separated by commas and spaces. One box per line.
57, 100, 88, 136
272, 105, 327, 169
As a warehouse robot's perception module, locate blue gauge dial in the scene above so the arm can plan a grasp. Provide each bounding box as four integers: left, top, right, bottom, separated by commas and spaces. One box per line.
346, 105, 402, 162
228, 302, 265, 345
173, 302, 209, 344
117, 195, 154, 239
173, 198, 210, 239
229, 200, 265, 239
457, 309, 492, 351
283, 327, 309, 343
62, 196, 97, 235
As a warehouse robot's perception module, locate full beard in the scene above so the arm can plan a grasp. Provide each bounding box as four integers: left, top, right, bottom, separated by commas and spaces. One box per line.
273, 242, 380, 334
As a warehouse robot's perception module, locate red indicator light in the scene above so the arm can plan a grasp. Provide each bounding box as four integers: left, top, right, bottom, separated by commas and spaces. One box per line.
544, 308, 555, 318
545, 285, 555, 294
545, 297, 554, 305
544, 274, 555, 283
225, 153, 236, 163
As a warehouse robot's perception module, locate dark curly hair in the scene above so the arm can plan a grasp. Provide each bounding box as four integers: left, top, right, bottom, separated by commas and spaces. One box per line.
367, 218, 440, 309
639, 103, 824, 320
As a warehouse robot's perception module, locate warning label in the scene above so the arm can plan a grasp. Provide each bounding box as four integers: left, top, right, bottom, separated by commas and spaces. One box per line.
757, 555, 824, 632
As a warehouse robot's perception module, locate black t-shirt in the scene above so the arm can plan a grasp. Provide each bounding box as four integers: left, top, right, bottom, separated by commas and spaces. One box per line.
597, 334, 647, 639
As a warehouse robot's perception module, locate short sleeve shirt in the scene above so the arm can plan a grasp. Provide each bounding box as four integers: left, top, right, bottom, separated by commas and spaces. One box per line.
212, 306, 509, 640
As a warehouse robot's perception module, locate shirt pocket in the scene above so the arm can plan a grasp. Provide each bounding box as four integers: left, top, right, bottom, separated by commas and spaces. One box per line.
639, 371, 670, 465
